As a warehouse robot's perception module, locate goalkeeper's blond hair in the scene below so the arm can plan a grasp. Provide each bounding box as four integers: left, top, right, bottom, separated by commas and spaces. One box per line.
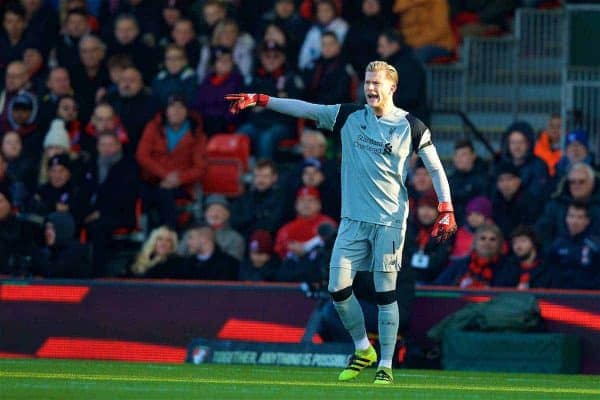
366, 61, 398, 86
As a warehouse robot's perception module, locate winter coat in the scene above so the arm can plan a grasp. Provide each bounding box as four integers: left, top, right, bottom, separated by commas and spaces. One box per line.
136, 112, 206, 195
304, 56, 355, 105
182, 248, 240, 280
192, 69, 243, 134
434, 253, 508, 287
230, 185, 286, 237
448, 158, 490, 224
151, 66, 197, 107
299, 18, 349, 71
492, 187, 541, 238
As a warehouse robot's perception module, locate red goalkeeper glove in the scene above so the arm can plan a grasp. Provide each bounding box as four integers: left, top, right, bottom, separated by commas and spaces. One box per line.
224, 93, 270, 114
431, 202, 457, 242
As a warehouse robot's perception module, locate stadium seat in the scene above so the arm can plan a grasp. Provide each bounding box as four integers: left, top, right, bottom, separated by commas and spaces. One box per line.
203, 158, 245, 197
206, 133, 251, 171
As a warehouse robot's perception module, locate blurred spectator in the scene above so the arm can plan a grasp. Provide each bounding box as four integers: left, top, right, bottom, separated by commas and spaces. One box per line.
107, 0, 162, 46
407, 160, 434, 215
495, 225, 553, 289
197, 18, 255, 85
447, 139, 489, 224
203, 194, 245, 262
237, 41, 304, 160
0, 3, 39, 76
58, 0, 99, 33
4, 90, 42, 162
55, 95, 92, 156
298, 157, 341, 221
238, 229, 280, 281
393, 0, 456, 63
37, 67, 73, 131
403, 191, 452, 284
0, 185, 37, 275
1, 130, 36, 201
556, 129, 595, 179
180, 223, 239, 280
31, 211, 91, 278
193, 46, 243, 135
0, 61, 36, 134
274, 186, 337, 263
195, 0, 228, 42
96, 53, 133, 101
28, 153, 86, 224
131, 225, 184, 278
451, 195, 492, 259
534, 113, 562, 177
152, 44, 197, 107
284, 128, 339, 188
165, 17, 201, 72
70, 34, 110, 123
259, 0, 309, 61
22, 0, 59, 55
343, 0, 390, 76
157, 0, 188, 44
497, 121, 550, 201
107, 13, 157, 83
37, 118, 87, 184
491, 162, 540, 238
434, 223, 506, 288
231, 159, 285, 237
449, 0, 516, 38
106, 66, 160, 150
136, 94, 205, 229
84, 102, 130, 155
304, 31, 356, 105
298, 0, 348, 71
23, 47, 47, 93
0, 151, 23, 209
546, 202, 600, 290
261, 22, 297, 67
376, 29, 428, 123
536, 163, 600, 247
81, 131, 138, 276
56, 8, 90, 70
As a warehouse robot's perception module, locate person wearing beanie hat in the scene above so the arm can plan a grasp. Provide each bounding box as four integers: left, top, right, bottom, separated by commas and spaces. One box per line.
450, 196, 494, 260
555, 129, 594, 178
238, 229, 281, 281
30, 152, 85, 224
31, 211, 92, 278
43, 119, 71, 150
492, 162, 541, 238
204, 193, 245, 262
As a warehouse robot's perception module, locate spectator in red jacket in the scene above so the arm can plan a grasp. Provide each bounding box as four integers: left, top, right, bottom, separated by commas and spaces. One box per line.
136, 94, 206, 229
274, 186, 337, 260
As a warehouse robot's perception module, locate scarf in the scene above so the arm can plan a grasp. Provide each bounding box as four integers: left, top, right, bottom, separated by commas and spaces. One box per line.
97, 152, 122, 184
459, 252, 498, 288
166, 120, 190, 152
518, 259, 541, 287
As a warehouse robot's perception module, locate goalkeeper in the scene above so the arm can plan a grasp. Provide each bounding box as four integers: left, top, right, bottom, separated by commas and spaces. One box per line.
226, 61, 456, 385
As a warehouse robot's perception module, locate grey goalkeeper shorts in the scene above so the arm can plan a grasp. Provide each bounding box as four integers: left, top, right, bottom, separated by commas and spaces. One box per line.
329, 218, 406, 272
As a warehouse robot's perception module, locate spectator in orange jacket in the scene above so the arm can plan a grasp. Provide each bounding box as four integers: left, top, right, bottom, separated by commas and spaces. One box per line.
136, 94, 206, 229
534, 113, 562, 177
393, 0, 457, 63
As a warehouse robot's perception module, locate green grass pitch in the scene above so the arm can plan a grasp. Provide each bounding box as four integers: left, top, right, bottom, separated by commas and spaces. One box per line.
1, 359, 598, 399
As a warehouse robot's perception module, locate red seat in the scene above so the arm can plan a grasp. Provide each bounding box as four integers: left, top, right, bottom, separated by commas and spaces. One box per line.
206, 133, 251, 171
203, 158, 245, 197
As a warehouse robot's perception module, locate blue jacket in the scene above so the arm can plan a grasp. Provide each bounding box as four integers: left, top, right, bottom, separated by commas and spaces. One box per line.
151, 67, 197, 107
547, 228, 600, 290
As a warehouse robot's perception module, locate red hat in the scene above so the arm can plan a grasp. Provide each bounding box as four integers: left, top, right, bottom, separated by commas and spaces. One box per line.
249, 230, 273, 254
296, 186, 320, 200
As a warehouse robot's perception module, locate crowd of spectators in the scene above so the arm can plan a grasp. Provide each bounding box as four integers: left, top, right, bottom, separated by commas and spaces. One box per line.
0, 0, 597, 291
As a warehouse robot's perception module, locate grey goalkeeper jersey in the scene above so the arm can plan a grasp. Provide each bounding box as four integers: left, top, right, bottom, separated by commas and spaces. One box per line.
267, 98, 451, 228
